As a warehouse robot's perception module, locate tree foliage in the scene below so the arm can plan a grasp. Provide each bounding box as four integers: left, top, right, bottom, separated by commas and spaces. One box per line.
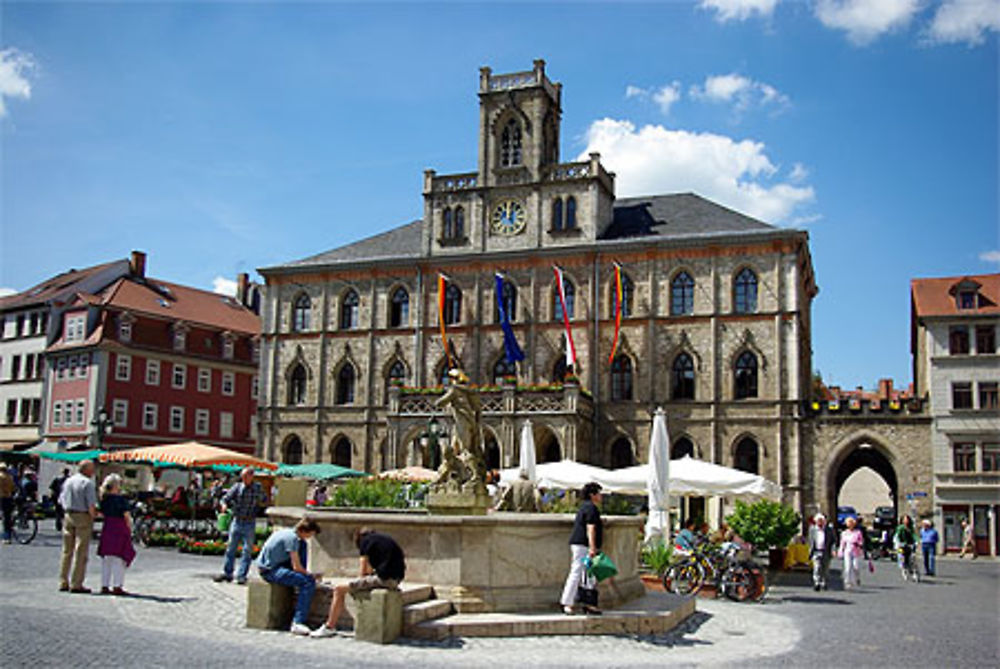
725, 499, 800, 549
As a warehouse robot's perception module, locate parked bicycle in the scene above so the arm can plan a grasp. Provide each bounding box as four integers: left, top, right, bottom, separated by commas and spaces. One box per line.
10, 497, 38, 544
663, 541, 767, 602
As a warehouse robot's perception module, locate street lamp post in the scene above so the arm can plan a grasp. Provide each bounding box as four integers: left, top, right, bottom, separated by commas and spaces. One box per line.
91, 406, 113, 450
419, 416, 445, 470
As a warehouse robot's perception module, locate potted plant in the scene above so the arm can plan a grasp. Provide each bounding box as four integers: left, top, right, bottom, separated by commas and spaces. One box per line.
640, 538, 674, 587
726, 499, 801, 570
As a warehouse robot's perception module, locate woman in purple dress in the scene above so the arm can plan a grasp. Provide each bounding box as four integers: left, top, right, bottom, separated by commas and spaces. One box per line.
97, 474, 136, 595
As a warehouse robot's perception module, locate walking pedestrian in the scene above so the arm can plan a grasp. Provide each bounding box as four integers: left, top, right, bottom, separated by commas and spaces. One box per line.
559, 481, 604, 615
96, 474, 136, 595
838, 516, 865, 589
256, 518, 321, 635
49, 468, 70, 531
958, 519, 976, 559
920, 519, 939, 576
311, 527, 406, 638
58, 460, 98, 593
894, 515, 918, 580
0, 463, 16, 544
213, 467, 266, 585
807, 513, 837, 591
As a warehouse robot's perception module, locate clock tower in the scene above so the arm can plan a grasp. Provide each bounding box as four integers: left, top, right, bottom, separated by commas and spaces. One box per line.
422, 60, 616, 256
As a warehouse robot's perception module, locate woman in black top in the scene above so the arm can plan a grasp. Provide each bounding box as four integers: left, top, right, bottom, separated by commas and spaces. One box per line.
559, 482, 603, 615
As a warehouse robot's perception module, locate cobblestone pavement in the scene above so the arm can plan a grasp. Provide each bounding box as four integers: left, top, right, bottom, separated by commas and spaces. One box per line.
2, 528, 997, 668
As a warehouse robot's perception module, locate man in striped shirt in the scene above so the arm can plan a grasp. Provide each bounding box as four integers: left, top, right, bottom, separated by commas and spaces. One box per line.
214, 467, 266, 585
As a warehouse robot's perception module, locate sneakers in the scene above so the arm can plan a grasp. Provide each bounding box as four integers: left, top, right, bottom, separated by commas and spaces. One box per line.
290, 623, 312, 636
213, 574, 233, 583
310, 624, 339, 639
236, 578, 248, 585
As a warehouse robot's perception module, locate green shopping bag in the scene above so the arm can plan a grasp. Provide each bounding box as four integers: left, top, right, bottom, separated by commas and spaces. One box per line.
587, 552, 618, 582
216, 510, 233, 533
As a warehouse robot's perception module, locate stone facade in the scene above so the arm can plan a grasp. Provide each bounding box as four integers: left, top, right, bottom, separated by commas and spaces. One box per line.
258, 61, 819, 514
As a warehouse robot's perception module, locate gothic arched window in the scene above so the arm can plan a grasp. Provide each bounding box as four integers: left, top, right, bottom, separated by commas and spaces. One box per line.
336, 364, 356, 405
566, 196, 577, 228
501, 119, 522, 167
340, 290, 359, 330
734, 351, 758, 399
553, 278, 575, 321
492, 357, 517, 383
292, 294, 311, 332
387, 360, 406, 384
444, 284, 462, 325
552, 198, 564, 230
390, 287, 409, 328
332, 437, 352, 468
610, 438, 634, 470
288, 364, 307, 406
454, 206, 465, 239
734, 437, 759, 474
494, 280, 517, 324
671, 272, 694, 316
442, 207, 453, 239
552, 356, 568, 383
734, 268, 758, 314
611, 355, 633, 401
617, 273, 635, 318
672, 353, 695, 400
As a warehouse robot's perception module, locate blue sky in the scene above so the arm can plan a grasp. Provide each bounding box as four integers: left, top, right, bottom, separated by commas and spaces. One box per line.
2, 1, 997, 389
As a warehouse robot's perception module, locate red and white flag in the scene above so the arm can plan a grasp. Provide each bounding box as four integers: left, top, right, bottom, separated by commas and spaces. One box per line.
552, 266, 578, 368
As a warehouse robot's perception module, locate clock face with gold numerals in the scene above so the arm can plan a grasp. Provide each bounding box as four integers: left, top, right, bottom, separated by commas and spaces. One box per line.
490, 199, 526, 236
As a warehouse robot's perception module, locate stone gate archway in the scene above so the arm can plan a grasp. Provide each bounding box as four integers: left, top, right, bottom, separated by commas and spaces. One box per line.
829, 442, 898, 519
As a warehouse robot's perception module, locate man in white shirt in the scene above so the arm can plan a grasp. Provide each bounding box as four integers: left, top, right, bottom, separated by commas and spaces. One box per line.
58, 460, 98, 593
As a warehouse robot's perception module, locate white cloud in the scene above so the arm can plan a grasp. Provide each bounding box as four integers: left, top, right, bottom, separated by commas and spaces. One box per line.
625, 81, 682, 115
789, 162, 809, 182
0, 287, 17, 298
690, 73, 790, 114
0, 48, 35, 117
926, 0, 1000, 45
580, 118, 815, 224
699, 0, 779, 21
814, 0, 921, 44
651, 82, 682, 114
212, 276, 238, 296
980, 250, 1000, 264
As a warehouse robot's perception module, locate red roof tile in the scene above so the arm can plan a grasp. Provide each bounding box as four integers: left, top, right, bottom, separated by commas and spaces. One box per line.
100, 277, 259, 334
0, 260, 128, 311
911, 273, 1000, 318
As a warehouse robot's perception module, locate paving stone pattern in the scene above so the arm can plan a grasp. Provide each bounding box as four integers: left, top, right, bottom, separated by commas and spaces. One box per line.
1, 528, 997, 668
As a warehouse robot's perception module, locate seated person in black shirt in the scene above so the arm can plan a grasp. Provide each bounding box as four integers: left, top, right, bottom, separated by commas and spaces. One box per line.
311, 527, 406, 638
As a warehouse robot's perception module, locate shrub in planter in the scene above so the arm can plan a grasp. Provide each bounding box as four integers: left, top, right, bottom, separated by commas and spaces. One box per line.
725, 499, 800, 552
329, 478, 410, 509
641, 538, 675, 574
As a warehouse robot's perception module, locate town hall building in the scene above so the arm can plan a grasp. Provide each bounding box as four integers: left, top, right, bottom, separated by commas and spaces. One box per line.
257, 61, 820, 514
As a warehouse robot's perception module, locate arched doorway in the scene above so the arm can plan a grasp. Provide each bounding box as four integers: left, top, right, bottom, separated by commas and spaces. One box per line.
484, 434, 501, 471
283, 435, 303, 465
734, 437, 759, 474
331, 436, 352, 468
829, 442, 898, 523
535, 425, 561, 463
672, 437, 695, 459
610, 438, 634, 469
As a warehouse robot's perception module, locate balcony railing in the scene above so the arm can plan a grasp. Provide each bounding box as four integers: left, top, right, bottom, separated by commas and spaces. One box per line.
431, 172, 478, 193
389, 382, 592, 418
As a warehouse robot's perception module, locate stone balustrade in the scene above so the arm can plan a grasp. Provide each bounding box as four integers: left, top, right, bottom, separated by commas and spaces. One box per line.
431, 172, 478, 192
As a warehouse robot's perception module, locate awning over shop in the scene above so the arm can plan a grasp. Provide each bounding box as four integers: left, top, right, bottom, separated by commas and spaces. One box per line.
276, 463, 368, 480
99, 441, 278, 471
38, 449, 107, 463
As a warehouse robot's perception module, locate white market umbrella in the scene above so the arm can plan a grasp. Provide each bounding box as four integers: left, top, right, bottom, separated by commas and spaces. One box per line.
518, 419, 537, 483
644, 407, 671, 543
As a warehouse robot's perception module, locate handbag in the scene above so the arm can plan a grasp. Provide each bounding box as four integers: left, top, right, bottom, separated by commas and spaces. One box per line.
587, 552, 619, 582
216, 510, 233, 533
577, 568, 598, 607
868, 558, 875, 573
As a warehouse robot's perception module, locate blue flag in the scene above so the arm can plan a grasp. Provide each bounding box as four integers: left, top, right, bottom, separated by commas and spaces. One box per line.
495, 273, 525, 363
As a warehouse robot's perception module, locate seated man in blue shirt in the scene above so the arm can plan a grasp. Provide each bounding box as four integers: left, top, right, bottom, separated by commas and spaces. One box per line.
674, 518, 698, 553
256, 519, 321, 635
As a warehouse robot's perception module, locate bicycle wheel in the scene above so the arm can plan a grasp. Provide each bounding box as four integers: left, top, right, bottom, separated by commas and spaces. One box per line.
722, 564, 753, 601
665, 560, 704, 596
14, 509, 37, 544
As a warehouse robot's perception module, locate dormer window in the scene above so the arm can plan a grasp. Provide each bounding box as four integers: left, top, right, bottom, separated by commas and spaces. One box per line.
958, 291, 976, 309
65, 315, 85, 343
222, 334, 235, 360
500, 119, 522, 167
172, 325, 188, 352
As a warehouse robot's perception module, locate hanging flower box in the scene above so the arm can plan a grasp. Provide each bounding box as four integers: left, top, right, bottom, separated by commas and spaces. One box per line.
828, 400, 841, 412
870, 399, 882, 411
849, 399, 862, 412
889, 399, 902, 411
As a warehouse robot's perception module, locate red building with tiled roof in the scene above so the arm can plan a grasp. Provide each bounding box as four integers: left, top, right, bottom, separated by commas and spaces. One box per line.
41, 252, 262, 455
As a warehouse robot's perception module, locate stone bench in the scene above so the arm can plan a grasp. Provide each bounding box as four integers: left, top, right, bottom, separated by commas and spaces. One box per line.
245, 579, 403, 644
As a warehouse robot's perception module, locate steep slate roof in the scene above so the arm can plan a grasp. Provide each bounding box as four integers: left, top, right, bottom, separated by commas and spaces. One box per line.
0, 260, 127, 311
99, 276, 260, 334
263, 193, 781, 273
911, 273, 1000, 318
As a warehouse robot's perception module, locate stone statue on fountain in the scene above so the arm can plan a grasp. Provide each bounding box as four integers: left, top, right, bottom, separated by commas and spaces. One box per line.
427, 368, 490, 514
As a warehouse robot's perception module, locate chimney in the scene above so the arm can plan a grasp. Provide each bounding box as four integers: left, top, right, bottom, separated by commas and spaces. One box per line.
130, 250, 147, 278
878, 378, 893, 400
236, 273, 249, 305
